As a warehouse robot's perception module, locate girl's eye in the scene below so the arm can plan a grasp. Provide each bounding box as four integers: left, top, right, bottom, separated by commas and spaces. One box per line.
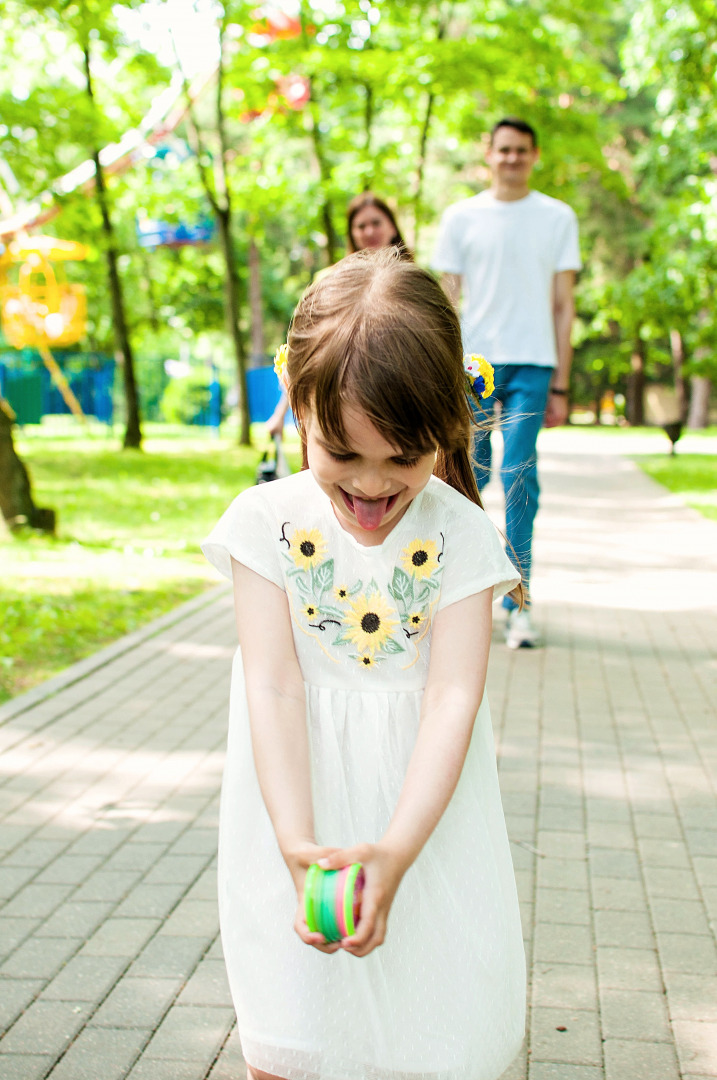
328, 450, 355, 462
393, 456, 421, 468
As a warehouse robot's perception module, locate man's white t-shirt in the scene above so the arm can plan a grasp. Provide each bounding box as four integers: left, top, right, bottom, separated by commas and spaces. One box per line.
432, 190, 582, 367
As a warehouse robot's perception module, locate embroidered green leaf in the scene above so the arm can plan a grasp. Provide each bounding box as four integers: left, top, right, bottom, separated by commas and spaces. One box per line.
391, 567, 414, 609
348, 580, 363, 595
320, 605, 345, 619
332, 630, 353, 646
382, 636, 406, 654
367, 577, 380, 595
312, 558, 334, 596
414, 586, 430, 603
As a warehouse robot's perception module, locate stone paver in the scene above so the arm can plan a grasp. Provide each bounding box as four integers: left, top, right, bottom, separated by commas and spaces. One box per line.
1, 429, 716, 1079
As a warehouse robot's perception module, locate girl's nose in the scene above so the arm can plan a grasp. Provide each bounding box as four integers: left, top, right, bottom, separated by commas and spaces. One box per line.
353, 467, 390, 498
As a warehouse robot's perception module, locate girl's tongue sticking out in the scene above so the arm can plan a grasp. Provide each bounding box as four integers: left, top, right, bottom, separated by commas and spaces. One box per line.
345, 492, 396, 531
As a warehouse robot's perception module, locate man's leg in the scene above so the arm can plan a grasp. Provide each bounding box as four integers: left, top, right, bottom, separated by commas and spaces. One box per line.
498, 365, 552, 612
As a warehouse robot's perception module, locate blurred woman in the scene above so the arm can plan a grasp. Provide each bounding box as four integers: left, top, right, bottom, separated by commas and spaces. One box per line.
346, 192, 412, 258
266, 194, 410, 437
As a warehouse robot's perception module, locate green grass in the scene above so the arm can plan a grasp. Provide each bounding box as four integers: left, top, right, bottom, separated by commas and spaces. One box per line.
1, 421, 301, 704
637, 454, 717, 521
1, 580, 205, 698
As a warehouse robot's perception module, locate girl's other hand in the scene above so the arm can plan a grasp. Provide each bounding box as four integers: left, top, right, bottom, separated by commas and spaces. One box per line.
285, 840, 343, 954
317, 843, 408, 958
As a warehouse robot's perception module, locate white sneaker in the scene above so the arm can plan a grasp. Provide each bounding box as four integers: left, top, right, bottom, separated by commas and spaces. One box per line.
505, 609, 540, 650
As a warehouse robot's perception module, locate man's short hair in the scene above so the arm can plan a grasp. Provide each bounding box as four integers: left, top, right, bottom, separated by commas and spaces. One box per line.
490, 117, 538, 148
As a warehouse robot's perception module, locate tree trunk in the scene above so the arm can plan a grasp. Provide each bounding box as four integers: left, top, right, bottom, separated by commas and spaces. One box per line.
248, 236, 264, 367
687, 375, 711, 429
0, 403, 55, 533
178, 23, 251, 445
216, 207, 251, 445
306, 90, 339, 265
299, 4, 339, 266
593, 379, 604, 425
411, 17, 447, 250
626, 337, 646, 425
669, 328, 689, 422
412, 90, 435, 251
364, 83, 373, 159
83, 45, 142, 450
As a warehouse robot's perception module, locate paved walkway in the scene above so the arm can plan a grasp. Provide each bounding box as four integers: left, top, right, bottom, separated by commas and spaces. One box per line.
1, 433, 716, 1080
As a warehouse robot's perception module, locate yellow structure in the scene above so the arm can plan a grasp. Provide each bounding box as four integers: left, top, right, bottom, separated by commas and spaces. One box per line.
0, 236, 89, 418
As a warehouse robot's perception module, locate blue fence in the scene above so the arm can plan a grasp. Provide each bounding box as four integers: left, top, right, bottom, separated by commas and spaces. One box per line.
0, 353, 115, 424
0, 354, 287, 428
246, 366, 287, 424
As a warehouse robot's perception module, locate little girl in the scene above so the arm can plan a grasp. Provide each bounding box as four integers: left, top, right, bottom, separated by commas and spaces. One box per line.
203, 247, 526, 1080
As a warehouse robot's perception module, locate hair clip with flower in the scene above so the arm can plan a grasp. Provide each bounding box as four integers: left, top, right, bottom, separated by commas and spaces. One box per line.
273, 343, 289, 392
463, 354, 494, 399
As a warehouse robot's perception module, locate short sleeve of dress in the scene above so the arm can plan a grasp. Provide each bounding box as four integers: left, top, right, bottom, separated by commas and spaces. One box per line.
437, 497, 521, 611
201, 486, 283, 588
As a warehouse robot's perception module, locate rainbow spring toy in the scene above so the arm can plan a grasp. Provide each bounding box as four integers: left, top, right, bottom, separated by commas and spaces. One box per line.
304, 863, 365, 942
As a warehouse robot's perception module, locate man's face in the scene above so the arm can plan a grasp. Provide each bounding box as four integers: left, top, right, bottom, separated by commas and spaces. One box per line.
486, 127, 539, 187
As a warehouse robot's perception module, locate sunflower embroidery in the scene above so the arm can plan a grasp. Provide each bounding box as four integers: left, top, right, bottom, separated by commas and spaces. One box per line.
279, 520, 445, 668
389, 534, 445, 650
400, 538, 440, 580
342, 591, 401, 656
289, 528, 327, 570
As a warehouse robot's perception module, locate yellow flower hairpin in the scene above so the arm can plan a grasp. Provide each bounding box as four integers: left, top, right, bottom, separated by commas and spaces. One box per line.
464, 354, 494, 399
273, 343, 289, 391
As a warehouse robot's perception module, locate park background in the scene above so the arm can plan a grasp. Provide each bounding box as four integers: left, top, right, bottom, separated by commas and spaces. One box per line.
1, 0, 716, 702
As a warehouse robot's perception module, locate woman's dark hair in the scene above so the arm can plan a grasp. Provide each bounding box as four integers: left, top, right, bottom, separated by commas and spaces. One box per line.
345, 192, 412, 259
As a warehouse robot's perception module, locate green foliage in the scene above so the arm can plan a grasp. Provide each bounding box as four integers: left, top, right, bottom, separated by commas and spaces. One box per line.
1, 0, 715, 426
160, 370, 225, 425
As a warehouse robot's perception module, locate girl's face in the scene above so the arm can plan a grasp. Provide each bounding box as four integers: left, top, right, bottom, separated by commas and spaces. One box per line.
304, 405, 436, 545
350, 205, 397, 251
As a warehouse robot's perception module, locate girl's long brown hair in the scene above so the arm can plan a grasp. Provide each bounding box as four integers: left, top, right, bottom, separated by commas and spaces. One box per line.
286, 248, 522, 603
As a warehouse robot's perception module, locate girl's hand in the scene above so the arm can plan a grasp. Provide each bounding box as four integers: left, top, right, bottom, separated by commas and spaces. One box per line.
284, 840, 343, 954
317, 843, 408, 958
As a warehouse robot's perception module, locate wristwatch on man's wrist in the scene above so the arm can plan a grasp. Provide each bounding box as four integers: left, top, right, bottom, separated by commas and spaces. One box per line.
550, 387, 568, 396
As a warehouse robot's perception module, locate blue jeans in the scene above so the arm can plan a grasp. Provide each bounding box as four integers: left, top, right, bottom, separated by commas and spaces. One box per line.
471, 364, 553, 611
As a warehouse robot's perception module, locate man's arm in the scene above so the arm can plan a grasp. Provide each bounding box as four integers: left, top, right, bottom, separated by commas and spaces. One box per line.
545, 269, 576, 428
440, 273, 462, 310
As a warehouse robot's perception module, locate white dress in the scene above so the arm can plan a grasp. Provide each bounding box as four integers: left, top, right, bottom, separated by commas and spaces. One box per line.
203, 470, 526, 1080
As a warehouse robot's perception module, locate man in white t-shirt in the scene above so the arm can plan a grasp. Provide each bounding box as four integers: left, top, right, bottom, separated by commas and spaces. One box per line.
432, 117, 581, 649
